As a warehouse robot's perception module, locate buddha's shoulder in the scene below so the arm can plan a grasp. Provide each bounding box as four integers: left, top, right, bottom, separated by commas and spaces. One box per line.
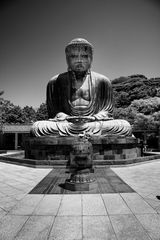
48, 72, 68, 84
91, 71, 110, 82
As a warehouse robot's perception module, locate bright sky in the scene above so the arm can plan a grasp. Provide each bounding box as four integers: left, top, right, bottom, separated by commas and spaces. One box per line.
1, 0, 160, 108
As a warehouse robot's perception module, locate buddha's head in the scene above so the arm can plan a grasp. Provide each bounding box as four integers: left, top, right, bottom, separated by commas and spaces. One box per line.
65, 38, 93, 73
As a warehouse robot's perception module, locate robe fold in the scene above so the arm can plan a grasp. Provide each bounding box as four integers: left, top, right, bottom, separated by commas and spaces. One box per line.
31, 71, 132, 137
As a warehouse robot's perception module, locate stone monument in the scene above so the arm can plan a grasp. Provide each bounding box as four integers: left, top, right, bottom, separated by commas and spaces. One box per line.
31, 38, 132, 137
25, 38, 141, 190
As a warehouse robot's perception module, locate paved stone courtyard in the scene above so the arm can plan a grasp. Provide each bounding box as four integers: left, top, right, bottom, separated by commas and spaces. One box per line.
0, 159, 160, 239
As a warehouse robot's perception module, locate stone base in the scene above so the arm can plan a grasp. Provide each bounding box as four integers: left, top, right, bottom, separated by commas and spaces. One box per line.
0, 150, 7, 154
24, 135, 141, 162
65, 179, 97, 191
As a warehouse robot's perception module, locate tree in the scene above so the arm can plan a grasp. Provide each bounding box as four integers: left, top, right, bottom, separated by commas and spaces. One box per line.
36, 103, 48, 120
22, 106, 36, 123
1, 99, 14, 124
152, 111, 160, 130
113, 107, 135, 125
113, 97, 160, 131
2, 105, 24, 124
1, 96, 48, 124
113, 91, 130, 108
130, 97, 160, 115
133, 113, 156, 131
112, 76, 160, 108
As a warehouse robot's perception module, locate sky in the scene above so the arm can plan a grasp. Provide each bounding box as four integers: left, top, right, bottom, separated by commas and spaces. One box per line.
1, 0, 160, 108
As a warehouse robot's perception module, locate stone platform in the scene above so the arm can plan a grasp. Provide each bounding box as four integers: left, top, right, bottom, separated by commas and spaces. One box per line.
24, 135, 141, 163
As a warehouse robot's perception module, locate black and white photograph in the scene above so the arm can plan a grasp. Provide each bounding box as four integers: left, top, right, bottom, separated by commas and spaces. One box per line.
0, 0, 160, 239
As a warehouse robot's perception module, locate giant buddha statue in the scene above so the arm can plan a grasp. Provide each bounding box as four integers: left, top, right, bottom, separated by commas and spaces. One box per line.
31, 38, 132, 137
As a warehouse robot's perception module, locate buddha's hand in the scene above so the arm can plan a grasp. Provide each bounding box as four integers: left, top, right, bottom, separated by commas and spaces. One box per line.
49, 112, 68, 121
66, 116, 96, 123
84, 116, 96, 121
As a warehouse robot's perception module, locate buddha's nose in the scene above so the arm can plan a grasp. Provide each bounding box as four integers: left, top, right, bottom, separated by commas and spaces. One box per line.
77, 55, 83, 63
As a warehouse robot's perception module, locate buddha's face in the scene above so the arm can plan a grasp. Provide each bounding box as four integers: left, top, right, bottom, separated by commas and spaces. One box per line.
67, 47, 92, 73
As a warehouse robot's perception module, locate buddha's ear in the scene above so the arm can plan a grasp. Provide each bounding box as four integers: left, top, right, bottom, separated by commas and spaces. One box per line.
66, 56, 70, 69
67, 67, 72, 71
90, 56, 93, 63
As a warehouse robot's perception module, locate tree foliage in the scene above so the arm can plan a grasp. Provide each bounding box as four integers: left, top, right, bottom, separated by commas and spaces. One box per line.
4, 105, 24, 124
112, 75, 160, 107
36, 103, 48, 120
113, 97, 160, 131
22, 106, 37, 123
1, 99, 15, 124
133, 114, 155, 131
1, 96, 47, 124
112, 75, 160, 131
130, 97, 160, 115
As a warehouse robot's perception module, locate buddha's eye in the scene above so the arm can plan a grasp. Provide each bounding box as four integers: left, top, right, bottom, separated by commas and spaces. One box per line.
82, 55, 88, 58
70, 54, 76, 58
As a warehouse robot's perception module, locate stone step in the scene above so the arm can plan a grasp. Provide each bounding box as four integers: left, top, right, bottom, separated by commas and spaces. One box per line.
0, 154, 160, 167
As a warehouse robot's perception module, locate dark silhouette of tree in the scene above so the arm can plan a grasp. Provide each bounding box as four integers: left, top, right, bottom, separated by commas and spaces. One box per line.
36, 103, 48, 120
112, 75, 160, 107
22, 106, 36, 123
2, 105, 24, 124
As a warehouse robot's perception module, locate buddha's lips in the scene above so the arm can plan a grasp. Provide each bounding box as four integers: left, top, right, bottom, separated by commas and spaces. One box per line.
73, 105, 88, 108
75, 64, 84, 69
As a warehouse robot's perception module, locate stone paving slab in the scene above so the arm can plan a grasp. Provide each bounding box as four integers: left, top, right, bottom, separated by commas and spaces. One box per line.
48, 216, 82, 240
110, 214, 151, 240
83, 216, 117, 240
58, 194, 82, 216
113, 161, 160, 196
0, 195, 19, 212
0, 161, 160, 239
14, 216, 54, 240
120, 192, 156, 214
136, 213, 160, 240
102, 193, 132, 215
82, 194, 107, 216
143, 193, 160, 209
0, 215, 29, 240
9, 195, 44, 215
0, 208, 7, 220
33, 194, 62, 216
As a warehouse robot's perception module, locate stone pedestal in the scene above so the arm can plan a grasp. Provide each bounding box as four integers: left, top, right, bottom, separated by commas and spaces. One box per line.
64, 135, 97, 191
65, 174, 97, 191
24, 135, 141, 163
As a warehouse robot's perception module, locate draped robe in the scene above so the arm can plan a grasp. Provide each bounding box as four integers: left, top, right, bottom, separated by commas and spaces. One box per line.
31, 71, 132, 136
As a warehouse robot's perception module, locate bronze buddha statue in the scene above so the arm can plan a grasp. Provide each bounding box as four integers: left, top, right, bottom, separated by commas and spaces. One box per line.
31, 38, 132, 137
